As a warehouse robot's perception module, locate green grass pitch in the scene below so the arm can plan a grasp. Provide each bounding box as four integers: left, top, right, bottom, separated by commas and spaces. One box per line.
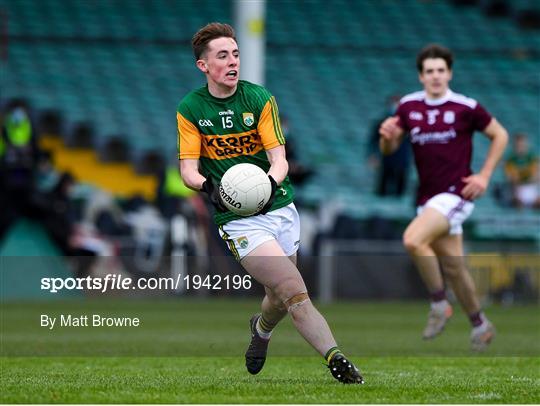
1, 299, 539, 403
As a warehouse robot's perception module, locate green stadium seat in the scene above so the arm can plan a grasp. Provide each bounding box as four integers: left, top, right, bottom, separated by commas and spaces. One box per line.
2, 0, 538, 238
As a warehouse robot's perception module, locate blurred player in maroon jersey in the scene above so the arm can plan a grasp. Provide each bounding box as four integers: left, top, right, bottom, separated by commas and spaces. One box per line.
379, 44, 508, 351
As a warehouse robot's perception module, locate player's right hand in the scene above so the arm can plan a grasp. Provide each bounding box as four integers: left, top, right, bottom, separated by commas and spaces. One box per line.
201, 177, 227, 212
379, 116, 402, 140
461, 173, 489, 200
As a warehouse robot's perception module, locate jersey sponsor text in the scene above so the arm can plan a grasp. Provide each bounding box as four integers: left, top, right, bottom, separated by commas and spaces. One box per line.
410, 127, 457, 145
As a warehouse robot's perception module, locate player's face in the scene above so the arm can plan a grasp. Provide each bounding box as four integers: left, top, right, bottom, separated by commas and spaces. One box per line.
419, 58, 452, 98
199, 37, 240, 92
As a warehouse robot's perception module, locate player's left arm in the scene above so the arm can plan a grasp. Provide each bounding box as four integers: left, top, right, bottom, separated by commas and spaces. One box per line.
258, 95, 288, 185
462, 118, 509, 200
265, 145, 289, 185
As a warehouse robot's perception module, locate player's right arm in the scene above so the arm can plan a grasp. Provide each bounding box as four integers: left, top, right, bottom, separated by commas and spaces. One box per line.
379, 116, 405, 155
177, 109, 206, 190
177, 107, 226, 211
179, 159, 205, 191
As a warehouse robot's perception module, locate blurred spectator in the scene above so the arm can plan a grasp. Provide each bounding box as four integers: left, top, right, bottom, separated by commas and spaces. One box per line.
504, 133, 540, 209
156, 164, 212, 270
0, 124, 5, 159
34, 150, 59, 193
156, 164, 197, 219
368, 95, 411, 196
0, 108, 7, 236
1, 99, 39, 184
281, 115, 314, 186
35, 172, 77, 252
0, 99, 40, 239
33, 172, 97, 276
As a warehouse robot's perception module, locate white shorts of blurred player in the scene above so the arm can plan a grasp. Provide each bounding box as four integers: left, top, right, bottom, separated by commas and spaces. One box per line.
515, 183, 540, 207
417, 192, 474, 235
218, 203, 300, 260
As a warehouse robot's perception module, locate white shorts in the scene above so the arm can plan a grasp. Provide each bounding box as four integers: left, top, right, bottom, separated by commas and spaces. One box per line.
218, 203, 300, 260
516, 183, 540, 207
417, 193, 474, 235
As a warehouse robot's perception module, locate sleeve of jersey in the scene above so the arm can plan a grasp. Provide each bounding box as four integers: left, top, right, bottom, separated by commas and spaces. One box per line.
395, 103, 409, 131
257, 96, 285, 149
177, 111, 201, 159
472, 103, 493, 132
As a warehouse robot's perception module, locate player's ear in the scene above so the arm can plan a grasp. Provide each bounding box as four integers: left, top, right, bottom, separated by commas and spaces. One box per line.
196, 59, 209, 73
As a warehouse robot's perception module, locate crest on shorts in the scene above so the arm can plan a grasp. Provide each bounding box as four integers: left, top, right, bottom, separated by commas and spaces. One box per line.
243, 112, 254, 127
237, 236, 249, 249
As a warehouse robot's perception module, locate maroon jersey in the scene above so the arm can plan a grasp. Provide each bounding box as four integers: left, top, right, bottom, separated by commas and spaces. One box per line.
395, 90, 492, 205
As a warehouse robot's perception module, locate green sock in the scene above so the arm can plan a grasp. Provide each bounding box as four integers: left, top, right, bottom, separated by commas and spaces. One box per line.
324, 346, 341, 363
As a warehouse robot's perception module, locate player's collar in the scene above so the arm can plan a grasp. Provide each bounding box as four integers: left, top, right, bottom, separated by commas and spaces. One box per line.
424, 89, 453, 106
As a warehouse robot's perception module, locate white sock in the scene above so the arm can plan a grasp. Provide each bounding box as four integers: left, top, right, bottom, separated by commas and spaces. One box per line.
256, 318, 272, 340
430, 299, 449, 313
472, 316, 490, 332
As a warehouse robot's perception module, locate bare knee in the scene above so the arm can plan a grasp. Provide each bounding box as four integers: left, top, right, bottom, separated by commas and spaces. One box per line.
272, 275, 305, 302
271, 276, 310, 315
403, 233, 425, 254
285, 292, 312, 322
285, 291, 310, 309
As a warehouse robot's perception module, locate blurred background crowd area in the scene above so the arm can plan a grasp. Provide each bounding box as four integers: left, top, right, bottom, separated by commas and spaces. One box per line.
1, 0, 539, 303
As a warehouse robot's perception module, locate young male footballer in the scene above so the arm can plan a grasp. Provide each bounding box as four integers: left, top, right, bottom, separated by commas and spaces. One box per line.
177, 23, 363, 383
379, 44, 508, 350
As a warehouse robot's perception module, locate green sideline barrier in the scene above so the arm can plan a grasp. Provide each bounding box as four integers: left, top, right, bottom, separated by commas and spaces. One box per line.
0, 219, 80, 300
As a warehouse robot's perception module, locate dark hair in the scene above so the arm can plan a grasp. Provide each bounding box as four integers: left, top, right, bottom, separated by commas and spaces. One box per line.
192, 23, 236, 60
416, 44, 453, 72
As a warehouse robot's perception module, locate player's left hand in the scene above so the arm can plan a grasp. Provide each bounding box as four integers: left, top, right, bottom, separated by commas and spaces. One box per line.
257, 175, 277, 215
379, 116, 402, 141
461, 173, 489, 200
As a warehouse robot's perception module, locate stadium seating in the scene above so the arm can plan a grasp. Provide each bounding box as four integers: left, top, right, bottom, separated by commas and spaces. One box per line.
2, 0, 538, 239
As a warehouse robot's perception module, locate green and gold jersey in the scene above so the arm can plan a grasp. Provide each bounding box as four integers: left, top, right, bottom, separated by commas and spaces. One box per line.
505, 152, 538, 183
177, 80, 294, 225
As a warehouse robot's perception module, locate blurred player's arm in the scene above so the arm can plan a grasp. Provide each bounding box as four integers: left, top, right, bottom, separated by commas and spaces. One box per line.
379, 116, 405, 155
462, 118, 509, 200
